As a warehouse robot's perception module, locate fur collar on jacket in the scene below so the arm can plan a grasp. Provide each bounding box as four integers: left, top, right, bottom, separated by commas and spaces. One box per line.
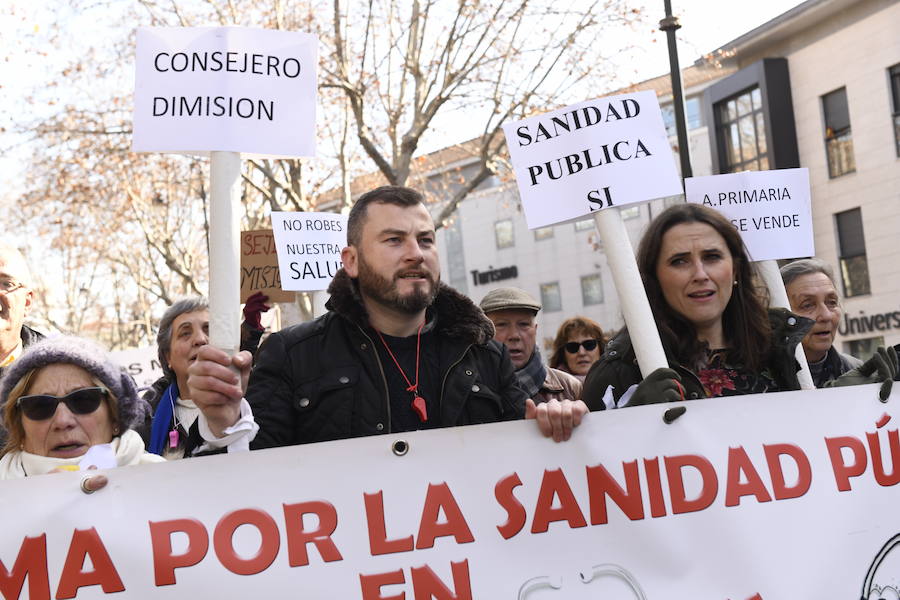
326, 269, 495, 345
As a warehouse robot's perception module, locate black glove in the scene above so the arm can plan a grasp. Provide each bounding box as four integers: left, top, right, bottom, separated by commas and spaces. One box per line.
630, 368, 684, 406
827, 346, 897, 402
242, 292, 271, 331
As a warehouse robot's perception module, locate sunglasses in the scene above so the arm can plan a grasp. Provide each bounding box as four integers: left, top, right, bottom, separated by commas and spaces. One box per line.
564, 339, 600, 354
16, 387, 108, 421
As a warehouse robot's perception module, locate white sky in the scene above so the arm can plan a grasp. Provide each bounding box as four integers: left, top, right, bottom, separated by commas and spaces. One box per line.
0, 0, 808, 201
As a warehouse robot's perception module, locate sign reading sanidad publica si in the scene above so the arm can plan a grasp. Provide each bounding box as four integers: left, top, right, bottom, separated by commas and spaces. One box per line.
270, 212, 347, 292
685, 168, 814, 262
501, 90, 682, 229
132, 26, 317, 157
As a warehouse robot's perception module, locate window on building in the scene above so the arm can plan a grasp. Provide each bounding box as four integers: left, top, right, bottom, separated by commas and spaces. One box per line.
574, 219, 594, 232
581, 274, 604, 306
494, 219, 514, 249
620, 206, 640, 220
822, 87, 855, 178
540, 282, 562, 312
534, 226, 554, 241
715, 87, 768, 173
890, 64, 900, 157
661, 97, 702, 137
835, 208, 870, 297
846, 336, 885, 362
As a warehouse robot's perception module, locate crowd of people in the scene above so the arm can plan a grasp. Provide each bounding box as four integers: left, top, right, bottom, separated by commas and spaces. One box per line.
0, 187, 896, 490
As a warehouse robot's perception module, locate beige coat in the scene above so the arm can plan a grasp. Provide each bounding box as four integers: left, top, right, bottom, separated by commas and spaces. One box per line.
534, 367, 582, 403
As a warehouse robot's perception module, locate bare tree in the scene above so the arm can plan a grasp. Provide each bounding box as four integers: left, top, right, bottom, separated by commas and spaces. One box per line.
327, 0, 643, 227
6, 0, 645, 346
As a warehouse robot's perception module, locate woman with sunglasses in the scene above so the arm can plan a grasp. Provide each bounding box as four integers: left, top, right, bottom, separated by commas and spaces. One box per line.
0, 336, 162, 485
549, 317, 606, 381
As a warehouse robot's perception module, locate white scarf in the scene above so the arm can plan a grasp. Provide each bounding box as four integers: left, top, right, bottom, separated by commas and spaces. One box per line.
0, 430, 163, 479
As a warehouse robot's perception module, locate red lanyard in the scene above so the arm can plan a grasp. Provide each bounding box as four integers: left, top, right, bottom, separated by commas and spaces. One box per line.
376, 321, 428, 422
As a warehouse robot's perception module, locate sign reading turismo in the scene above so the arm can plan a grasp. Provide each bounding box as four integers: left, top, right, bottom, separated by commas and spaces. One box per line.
132, 26, 317, 157
502, 91, 682, 229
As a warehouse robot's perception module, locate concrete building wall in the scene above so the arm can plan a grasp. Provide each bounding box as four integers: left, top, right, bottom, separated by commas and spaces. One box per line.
782, 0, 900, 350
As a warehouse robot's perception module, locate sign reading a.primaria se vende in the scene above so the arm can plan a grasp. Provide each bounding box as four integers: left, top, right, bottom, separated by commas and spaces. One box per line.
270, 212, 347, 292
685, 168, 814, 262
501, 91, 682, 229
132, 27, 317, 157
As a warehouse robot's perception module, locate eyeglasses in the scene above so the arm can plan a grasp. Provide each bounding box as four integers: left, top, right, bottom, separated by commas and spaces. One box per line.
564, 339, 600, 354
0, 279, 26, 295
16, 387, 108, 421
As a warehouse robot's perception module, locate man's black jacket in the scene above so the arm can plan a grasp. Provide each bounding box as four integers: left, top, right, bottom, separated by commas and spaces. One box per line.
247, 270, 526, 449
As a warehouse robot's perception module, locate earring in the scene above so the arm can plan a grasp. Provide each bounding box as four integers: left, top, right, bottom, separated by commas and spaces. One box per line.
733, 280, 738, 286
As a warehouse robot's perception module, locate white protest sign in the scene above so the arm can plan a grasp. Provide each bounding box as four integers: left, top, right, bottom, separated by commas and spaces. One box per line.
270, 212, 347, 291
502, 91, 682, 229
0, 385, 897, 598
110, 346, 164, 390
685, 168, 814, 261
133, 27, 317, 157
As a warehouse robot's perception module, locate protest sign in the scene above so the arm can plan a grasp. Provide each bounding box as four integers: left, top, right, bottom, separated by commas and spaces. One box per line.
685, 168, 814, 261
240, 229, 294, 303
270, 212, 347, 292
109, 346, 164, 390
502, 91, 682, 229
133, 26, 317, 157
1, 385, 897, 599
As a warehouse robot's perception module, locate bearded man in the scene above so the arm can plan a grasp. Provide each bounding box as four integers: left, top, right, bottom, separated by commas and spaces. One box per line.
189, 186, 583, 449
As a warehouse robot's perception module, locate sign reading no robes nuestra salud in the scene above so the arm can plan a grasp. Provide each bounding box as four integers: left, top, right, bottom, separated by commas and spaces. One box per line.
686, 168, 814, 261
502, 91, 682, 229
132, 27, 317, 157
270, 212, 348, 292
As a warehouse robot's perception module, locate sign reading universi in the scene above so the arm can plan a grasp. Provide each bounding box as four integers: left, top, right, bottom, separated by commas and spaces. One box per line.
132, 26, 317, 157
502, 91, 682, 229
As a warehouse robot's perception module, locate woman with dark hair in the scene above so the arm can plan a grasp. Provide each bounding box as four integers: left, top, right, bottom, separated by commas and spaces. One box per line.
583, 203, 812, 409
549, 317, 606, 381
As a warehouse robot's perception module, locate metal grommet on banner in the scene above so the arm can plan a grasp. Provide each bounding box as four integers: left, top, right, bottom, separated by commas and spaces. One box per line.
80, 477, 96, 495
392, 439, 409, 456
663, 406, 686, 424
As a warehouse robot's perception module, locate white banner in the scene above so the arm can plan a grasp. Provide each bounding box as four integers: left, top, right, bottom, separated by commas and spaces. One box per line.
685, 169, 814, 261
133, 26, 317, 157
1, 385, 898, 599
502, 91, 682, 229
270, 211, 347, 292
109, 346, 164, 390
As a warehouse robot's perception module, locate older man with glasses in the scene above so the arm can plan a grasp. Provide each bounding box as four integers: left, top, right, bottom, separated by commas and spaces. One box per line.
0, 242, 43, 380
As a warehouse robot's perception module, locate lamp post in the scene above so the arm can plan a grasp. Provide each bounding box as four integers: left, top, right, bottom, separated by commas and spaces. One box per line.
660, 0, 692, 180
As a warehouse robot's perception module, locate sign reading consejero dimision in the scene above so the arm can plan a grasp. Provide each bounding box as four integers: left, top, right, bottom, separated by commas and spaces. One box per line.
132, 27, 317, 157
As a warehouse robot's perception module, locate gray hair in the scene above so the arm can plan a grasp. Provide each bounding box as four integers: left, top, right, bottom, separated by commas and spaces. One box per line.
780, 258, 837, 289
157, 297, 209, 380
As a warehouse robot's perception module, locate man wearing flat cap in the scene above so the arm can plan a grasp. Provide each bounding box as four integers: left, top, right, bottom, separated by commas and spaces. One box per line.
480, 287, 583, 410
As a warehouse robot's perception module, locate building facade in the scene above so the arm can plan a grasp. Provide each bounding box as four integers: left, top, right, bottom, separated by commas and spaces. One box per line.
436, 0, 900, 356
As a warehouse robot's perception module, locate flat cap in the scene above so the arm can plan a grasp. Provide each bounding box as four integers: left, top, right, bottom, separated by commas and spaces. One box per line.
479, 287, 542, 314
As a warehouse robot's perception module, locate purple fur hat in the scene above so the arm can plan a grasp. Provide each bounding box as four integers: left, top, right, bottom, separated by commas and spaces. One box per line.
0, 336, 146, 431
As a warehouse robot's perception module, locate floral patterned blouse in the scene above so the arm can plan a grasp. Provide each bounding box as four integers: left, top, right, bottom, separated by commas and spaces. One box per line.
695, 349, 778, 397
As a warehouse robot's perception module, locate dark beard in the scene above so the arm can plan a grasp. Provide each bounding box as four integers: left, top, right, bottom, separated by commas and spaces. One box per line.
356, 255, 438, 314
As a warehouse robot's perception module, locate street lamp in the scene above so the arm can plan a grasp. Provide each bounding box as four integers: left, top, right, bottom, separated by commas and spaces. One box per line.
660, 0, 693, 180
